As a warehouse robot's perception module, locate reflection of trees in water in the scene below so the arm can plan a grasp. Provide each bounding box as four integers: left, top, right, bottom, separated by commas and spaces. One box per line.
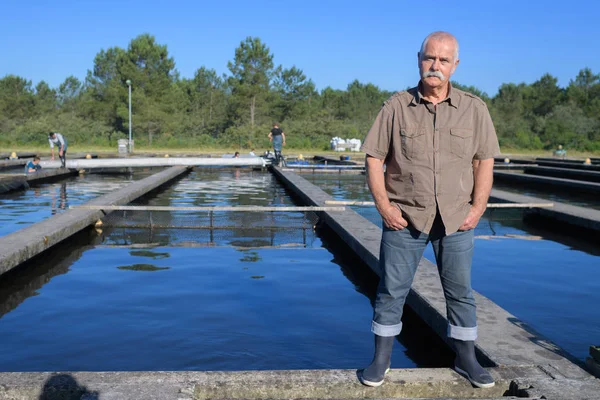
0, 230, 96, 319
99, 169, 316, 247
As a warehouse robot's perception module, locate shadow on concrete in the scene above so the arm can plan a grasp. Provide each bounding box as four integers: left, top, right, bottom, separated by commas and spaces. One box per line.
316, 223, 455, 368
507, 316, 587, 369
39, 373, 99, 400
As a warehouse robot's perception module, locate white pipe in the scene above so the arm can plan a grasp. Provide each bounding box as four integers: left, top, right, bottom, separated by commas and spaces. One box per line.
70, 205, 345, 212
324, 200, 554, 208
39, 157, 268, 169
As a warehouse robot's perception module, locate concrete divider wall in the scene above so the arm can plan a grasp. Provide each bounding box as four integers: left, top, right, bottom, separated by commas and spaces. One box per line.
0, 159, 27, 170
535, 160, 600, 171
494, 170, 600, 194
0, 166, 190, 276
0, 169, 78, 194
524, 166, 600, 183
489, 188, 600, 233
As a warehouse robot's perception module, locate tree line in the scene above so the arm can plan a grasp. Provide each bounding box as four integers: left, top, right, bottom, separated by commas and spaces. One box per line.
1, 34, 598, 152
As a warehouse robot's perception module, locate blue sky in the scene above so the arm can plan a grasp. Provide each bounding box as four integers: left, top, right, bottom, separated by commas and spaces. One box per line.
1, 0, 599, 96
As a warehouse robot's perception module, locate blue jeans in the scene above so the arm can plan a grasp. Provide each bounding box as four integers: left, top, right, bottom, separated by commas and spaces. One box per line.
372, 215, 478, 341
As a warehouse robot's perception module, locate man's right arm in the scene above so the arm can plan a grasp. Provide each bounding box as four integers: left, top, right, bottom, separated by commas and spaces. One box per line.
366, 156, 408, 230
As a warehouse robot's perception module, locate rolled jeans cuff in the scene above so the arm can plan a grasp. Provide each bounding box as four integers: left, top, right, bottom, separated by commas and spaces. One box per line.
448, 324, 478, 341
371, 320, 402, 337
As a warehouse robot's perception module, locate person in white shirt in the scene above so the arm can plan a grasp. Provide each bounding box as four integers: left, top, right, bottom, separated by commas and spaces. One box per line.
48, 132, 68, 168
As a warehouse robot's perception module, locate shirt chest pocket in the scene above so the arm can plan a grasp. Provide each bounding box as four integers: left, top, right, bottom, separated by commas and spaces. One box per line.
449, 128, 473, 159
399, 127, 425, 159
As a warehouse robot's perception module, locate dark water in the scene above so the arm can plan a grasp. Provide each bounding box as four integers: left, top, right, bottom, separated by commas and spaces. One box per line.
0, 173, 150, 237
0, 169, 452, 371
306, 174, 600, 362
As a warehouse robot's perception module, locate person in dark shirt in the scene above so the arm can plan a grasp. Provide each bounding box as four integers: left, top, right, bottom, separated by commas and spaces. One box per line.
25, 156, 42, 174
267, 123, 286, 166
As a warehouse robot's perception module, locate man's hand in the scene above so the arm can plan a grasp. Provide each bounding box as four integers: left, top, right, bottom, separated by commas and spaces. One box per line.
380, 204, 409, 230
51, 156, 55, 160
58, 150, 63, 157
459, 206, 485, 231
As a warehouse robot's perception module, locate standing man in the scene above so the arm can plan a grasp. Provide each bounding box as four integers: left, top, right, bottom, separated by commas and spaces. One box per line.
267, 123, 286, 166
48, 132, 68, 168
359, 32, 500, 388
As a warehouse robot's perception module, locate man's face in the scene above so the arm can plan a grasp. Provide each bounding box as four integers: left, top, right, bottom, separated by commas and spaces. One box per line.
418, 38, 459, 90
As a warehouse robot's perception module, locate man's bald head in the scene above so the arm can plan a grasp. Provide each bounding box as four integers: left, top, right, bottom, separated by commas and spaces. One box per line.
419, 32, 459, 62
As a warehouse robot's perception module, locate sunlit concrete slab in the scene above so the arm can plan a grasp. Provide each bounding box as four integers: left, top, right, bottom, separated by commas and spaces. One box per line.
0, 365, 596, 399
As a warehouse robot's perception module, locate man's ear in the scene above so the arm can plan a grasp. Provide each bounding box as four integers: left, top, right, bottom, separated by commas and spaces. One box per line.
451, 58, 460, 74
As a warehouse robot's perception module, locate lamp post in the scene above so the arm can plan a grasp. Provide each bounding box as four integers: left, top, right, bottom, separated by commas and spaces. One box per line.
126, 79, 132, 153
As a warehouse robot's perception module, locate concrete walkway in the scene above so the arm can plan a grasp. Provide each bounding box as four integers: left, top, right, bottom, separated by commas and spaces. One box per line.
0, 367, 579, 399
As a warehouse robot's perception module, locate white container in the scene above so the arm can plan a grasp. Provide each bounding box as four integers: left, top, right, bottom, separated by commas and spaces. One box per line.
118, 139, 128, 154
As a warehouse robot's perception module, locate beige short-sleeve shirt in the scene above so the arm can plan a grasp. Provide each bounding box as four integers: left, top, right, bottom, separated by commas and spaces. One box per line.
361, 83, 500, 235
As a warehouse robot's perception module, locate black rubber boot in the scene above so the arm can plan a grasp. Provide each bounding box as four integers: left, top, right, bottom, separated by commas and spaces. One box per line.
359, 335, 394, 387
452, 339, 495, 388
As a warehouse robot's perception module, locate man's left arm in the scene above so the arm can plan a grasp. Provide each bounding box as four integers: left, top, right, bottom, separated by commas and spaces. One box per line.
459, 158, 494, 231
459, 101, 499, 231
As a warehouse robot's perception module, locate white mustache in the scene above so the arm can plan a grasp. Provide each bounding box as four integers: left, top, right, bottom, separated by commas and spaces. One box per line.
423, 71, 445, 80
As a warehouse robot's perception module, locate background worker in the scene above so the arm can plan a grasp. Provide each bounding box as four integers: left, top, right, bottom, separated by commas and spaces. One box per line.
48, 132, 68, 168
25, 156, 42, 174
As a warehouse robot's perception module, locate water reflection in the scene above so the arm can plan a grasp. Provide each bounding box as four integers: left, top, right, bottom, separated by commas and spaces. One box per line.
0, 230, 96, 319
239, 250, 262, 263
0, 174, 145, 237
129, 250, 170, 259
99, 169, 318, 249
50, 182, 68, 215
117, 264, 170, 272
